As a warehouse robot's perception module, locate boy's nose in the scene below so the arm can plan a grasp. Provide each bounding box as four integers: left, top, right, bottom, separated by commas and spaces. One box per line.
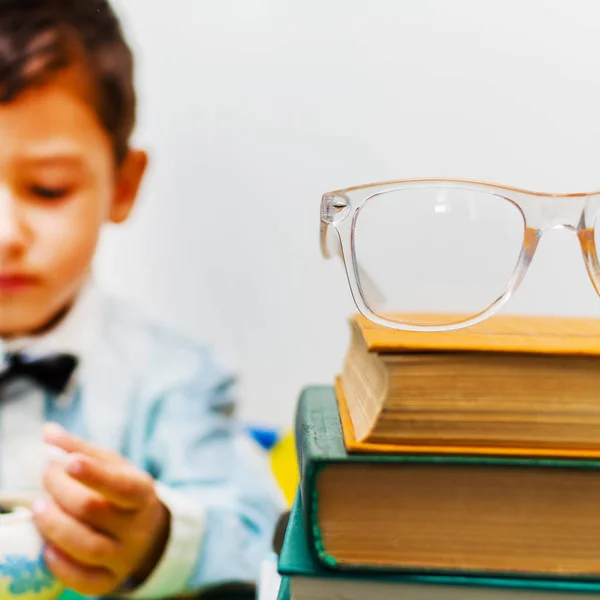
0, 190, 28, 259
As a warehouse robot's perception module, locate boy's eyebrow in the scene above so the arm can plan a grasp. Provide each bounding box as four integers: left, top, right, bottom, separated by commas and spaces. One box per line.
12, 141, 89, 169
15, 154, 86, 169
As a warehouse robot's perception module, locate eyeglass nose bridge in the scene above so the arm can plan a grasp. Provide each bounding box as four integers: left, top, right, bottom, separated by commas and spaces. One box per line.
516, 193, 600, 299
518, 194, 591, 234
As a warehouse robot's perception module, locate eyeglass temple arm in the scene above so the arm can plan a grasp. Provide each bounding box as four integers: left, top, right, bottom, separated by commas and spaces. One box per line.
320, 221, 332, 258
320, 222, 387, 307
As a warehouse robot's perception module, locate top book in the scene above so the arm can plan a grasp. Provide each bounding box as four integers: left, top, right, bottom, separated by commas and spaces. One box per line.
340, 313, 600, 456
354, 312, 600, 355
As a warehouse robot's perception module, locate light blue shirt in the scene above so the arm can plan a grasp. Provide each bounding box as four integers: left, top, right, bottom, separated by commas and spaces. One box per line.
0, 283, 285, 598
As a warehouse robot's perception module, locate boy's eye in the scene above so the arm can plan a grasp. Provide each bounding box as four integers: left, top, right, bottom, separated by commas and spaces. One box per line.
30, 185, 71, 200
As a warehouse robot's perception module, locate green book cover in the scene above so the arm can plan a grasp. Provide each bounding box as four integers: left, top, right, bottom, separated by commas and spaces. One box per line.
277, 576, 290, 600
295, 386, 600, 578
58, 591, 85, 599
280, 486, 600, 594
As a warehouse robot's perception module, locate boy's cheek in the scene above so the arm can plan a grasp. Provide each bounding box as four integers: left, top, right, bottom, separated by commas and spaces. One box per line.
41, 203, 105, 274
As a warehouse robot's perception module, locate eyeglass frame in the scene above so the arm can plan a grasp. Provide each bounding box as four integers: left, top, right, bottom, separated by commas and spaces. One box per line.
320, 178, 600, 332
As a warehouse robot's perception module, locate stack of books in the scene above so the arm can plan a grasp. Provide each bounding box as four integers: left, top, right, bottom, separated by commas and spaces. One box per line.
276, 313, 600, 600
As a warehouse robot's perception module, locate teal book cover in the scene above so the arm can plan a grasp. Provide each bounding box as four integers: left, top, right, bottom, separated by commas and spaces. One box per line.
277, 576, 290, 600
295, 386, 600, 578
280, 486, 600, 594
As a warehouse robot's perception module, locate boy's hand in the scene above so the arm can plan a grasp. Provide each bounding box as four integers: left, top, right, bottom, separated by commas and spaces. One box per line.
33, 423, 170, 597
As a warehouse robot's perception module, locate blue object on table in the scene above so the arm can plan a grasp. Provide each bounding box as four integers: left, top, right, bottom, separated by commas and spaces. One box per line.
246, 425, 279, 451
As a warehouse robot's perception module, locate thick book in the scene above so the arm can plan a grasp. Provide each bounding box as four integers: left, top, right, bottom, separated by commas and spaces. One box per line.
279, 487, 600, 600
340, 313, 600, 455
296, 386, 600, 578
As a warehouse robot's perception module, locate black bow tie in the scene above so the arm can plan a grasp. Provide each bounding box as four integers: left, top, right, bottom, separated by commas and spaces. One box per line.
0, 353, 78, 395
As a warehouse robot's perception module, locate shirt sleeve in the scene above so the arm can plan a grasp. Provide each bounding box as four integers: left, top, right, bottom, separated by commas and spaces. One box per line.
122, 349, 286, 598
123, 484, 206, 598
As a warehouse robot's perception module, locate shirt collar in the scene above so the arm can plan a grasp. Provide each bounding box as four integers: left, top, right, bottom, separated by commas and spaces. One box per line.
0, 280, 103, 403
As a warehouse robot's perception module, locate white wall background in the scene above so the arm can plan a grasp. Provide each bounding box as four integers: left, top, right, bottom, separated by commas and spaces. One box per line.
97, 0, 600, 426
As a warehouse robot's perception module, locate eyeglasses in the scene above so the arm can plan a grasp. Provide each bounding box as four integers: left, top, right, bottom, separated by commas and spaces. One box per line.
320, 178, 600, 332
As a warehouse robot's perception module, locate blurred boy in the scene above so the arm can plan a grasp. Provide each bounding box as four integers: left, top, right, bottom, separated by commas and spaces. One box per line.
0, 0, 284, 597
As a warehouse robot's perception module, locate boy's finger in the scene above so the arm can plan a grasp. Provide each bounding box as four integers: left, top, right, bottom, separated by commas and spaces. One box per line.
43, 461, 127, 536
66, 454, 153, 510
32, 495, 120, 569
43, 423, 122, 464
43, 544, 119, 598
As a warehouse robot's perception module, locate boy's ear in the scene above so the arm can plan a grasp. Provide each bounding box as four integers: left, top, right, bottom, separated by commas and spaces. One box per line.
110, 149, 148, 224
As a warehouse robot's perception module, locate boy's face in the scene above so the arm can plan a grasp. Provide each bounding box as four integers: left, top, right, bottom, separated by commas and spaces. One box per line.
0, 67, 147, 337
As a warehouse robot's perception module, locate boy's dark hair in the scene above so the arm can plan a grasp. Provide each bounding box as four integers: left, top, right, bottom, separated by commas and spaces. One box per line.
0, 0, 135, 163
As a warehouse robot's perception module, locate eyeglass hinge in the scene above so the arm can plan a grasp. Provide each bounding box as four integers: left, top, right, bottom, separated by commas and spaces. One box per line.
321, 193, 350, 224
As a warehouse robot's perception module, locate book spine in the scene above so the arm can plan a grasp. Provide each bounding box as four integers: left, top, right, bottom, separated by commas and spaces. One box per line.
294, 386, 348, 568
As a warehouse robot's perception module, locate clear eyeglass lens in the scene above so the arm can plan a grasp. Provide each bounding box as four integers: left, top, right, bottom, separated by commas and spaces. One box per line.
591, 212, 600, 284
353, 186, 525, 327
